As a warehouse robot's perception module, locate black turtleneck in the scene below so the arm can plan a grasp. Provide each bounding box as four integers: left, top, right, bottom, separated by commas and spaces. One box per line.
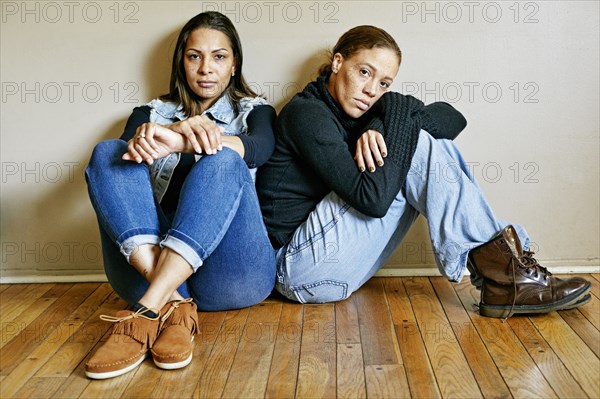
256, 77, 467, 249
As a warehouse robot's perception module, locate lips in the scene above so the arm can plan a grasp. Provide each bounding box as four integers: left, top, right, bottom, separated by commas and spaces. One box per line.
354, 98, 370, 111
198, 81, 217, 88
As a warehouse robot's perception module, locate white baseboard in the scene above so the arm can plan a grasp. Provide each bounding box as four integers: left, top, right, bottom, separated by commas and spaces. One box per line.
1, 265, 598, 284
375, 265, 600, 277
0, 274, 109, 284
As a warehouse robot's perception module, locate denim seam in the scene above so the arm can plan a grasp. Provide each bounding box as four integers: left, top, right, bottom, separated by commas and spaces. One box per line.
291, 279, 348, 301
85, 169, 120, 243
115, 228, 161, 246
164, 230, 208, 261
289, 203, 351, 253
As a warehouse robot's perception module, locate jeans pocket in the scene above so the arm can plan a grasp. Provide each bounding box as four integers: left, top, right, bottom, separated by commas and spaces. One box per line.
291, 280, 349, 304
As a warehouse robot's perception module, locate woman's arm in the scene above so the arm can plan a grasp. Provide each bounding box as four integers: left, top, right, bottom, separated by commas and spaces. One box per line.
281, 100, 407, 218
119, 106, 151, 141
421, 102, 467, 140
216, 104, 276, 166
236, 105, 276, 168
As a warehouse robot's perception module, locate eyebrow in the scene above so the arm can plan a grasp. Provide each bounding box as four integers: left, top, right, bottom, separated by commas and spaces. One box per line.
363, 62, 394, 82
186, 47, 230, 53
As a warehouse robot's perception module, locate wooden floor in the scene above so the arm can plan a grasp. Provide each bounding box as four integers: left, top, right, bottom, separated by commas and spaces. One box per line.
0, 274, 598, 399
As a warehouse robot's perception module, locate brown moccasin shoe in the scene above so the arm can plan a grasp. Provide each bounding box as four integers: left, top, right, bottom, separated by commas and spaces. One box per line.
85, 307, 160, 379
151, 298, 199, 370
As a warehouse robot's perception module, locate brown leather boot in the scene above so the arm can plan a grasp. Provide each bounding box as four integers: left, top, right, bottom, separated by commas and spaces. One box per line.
151, 298, 198, 370
468, 225, 591, 318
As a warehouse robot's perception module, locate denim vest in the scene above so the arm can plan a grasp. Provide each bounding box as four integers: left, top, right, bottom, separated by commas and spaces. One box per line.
146, 95, 268, 202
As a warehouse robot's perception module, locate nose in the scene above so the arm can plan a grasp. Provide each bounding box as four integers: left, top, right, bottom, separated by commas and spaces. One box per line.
363, 79, 377, 97
198, 58, 211, 75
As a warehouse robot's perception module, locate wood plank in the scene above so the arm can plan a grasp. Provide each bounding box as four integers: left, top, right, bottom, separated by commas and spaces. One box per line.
0, 283, 94, 376
193, 308, 250, 399
353, 279, 401, 366
265, 302, 303, 399
531, 311, 600, 398
0, 285, 110, 397
559, 307, 600, 357
0, 284, 53, 326
364, 365, 410, 399
11, 376, 65, 399
221, 303, 281, 398
383, 278, 440, 399
337, 343, 367, 399
295, 304, 336, 399
0, 315, 83, 398
336, 296, 361, 344
150, 311, 226, 399
508, 316, 588, 398
430, 277, 512, 399
454, 280, 558, 398
0, 284, 43, 315
403, 277, 482, 399
576, 293, 599, 331
1, 295, 58, 350
34, 288, 124, 378
354, 279, 410, 399
335, 295, 367, 399
0, 284, 10, 294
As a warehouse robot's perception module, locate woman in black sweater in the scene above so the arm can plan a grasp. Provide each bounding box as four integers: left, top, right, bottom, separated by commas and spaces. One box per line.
257, 25, 590, 318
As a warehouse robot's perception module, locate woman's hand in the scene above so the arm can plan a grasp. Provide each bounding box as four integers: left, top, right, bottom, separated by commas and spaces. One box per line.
123, 123, 186, 164
355, 130, 387, 173
166, 115, 224, 155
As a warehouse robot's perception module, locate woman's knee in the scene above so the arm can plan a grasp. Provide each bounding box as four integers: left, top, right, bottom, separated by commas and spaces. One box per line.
189, 147, 250, 184
86, 139, 127, 173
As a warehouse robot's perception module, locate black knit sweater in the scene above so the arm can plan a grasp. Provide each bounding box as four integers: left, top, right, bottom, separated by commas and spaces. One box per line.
256, 76, 467, 248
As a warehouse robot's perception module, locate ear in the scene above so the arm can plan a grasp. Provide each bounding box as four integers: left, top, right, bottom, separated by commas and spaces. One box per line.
231, 67, 236, 77
332, 53, 344, 74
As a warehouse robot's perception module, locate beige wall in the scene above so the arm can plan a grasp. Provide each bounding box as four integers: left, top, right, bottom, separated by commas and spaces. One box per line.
1, 0, 598, 281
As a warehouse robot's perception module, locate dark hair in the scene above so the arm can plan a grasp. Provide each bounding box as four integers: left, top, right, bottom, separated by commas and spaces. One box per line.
160, 11, 258, 117
319, 25, 402, 77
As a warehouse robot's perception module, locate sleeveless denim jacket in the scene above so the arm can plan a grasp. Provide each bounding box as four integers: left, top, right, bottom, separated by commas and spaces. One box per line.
146, 95, 268, 202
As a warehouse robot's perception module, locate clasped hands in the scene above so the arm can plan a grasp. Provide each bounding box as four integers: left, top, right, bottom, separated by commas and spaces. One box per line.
123, 115, 224, 165
124, 115, 387, 173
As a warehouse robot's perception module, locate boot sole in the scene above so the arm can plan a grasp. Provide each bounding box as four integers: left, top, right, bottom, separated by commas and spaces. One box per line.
152, 336, 194, 370
85, 352, 148, 380
153, 352, 193, 370
479, 282, 591, 318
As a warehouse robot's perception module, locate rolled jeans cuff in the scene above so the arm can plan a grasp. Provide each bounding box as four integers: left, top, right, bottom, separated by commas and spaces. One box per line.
160, 234, 204, 272
120, 234, 161, 263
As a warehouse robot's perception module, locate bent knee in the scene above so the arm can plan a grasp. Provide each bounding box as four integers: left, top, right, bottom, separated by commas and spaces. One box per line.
88, 139, 127, 169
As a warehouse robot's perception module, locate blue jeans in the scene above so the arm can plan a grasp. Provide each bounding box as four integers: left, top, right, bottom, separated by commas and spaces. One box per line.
276, 130, 530, 303
85, 140, 276, 311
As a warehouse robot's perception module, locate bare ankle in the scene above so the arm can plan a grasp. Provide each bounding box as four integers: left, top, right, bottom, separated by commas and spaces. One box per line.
130, 244, 161, 281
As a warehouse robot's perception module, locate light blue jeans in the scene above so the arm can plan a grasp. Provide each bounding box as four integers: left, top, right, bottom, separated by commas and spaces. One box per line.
275, 130, 529, 303
85, 140, 276, 311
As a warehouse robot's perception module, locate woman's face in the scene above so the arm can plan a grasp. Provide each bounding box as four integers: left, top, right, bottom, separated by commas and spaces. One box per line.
327, 47, 400, 118
183, 28, 236, 110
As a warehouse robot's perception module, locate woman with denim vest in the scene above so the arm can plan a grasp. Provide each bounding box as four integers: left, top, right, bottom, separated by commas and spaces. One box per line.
257, 26, 591, 318
84, 12, 276, 379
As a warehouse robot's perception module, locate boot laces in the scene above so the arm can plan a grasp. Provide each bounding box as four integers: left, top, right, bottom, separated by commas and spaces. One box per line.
519, 251, 550, 279
161, 298, 194, 322
100, 306, 160, 323
504, 251, 550, 321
